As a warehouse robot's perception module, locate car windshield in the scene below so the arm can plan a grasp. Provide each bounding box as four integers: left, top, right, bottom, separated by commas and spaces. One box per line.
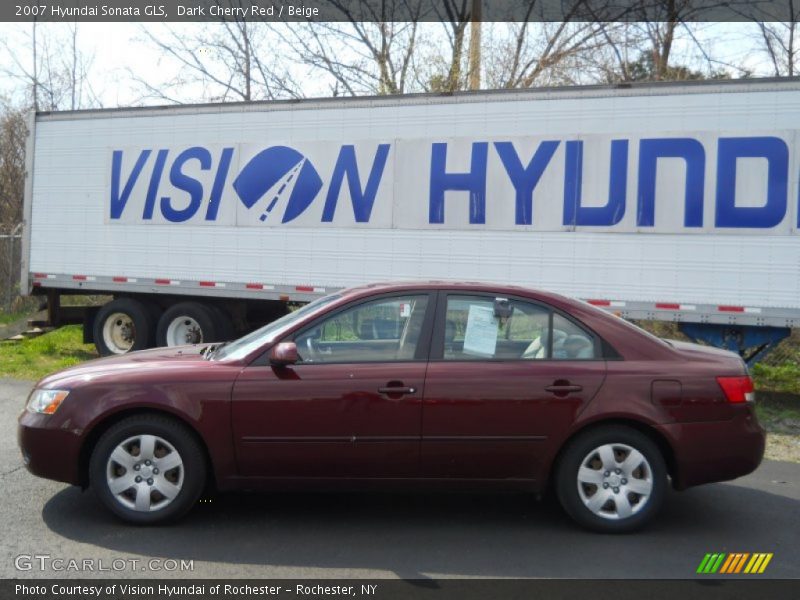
213, 293, 342, 361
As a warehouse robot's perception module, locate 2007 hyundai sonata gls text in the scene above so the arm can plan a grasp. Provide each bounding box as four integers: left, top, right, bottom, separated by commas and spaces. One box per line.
18, 282, 765, 532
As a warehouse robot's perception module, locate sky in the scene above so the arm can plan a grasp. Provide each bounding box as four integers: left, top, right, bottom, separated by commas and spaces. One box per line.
0, 21, 780, 110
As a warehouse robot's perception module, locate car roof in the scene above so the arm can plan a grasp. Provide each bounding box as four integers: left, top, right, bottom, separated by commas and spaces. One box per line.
339, 280, 573, 305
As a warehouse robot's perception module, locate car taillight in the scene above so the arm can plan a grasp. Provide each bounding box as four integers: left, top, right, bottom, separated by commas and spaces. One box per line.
716, 376, 755, 403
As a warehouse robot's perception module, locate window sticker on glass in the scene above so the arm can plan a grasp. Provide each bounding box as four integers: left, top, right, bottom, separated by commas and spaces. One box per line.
462, 304, 499, 357
399, 302, 411, 318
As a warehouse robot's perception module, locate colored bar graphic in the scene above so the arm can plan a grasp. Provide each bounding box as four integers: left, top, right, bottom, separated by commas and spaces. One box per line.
744, 554, 760, 573
711, 553, 726, 573
697, 554, 714, 574
758, 554, 773, 573
700, 552, 773, 574
697, 554, 711, 573
719, 554, 736, 574
734, 553, 749, 573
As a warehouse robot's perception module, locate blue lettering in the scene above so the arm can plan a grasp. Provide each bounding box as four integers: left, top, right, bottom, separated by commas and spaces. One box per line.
563, 140, 628, 226
716, 137, 789, 228
322, 144, 390, 223
429, 142, 488, 224
142, 149, 169, 220
494, 141, 559, 225
637, 138, 705, 227
205, 147, 234, 221
160, 147, 211, 223
110, 149, 150, 219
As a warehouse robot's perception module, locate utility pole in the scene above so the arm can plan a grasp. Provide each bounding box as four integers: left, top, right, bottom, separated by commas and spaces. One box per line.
468, 0, 481, 90
32, 20, 38, 111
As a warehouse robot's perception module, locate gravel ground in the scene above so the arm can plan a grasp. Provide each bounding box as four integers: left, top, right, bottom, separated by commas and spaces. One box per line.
766, 434, 800, 463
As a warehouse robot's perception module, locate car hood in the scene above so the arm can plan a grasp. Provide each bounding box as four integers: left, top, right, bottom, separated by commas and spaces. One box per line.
36, 344, 222, 390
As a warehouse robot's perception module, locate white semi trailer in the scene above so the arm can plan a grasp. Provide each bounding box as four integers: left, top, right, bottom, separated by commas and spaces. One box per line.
21, 78, 800, 362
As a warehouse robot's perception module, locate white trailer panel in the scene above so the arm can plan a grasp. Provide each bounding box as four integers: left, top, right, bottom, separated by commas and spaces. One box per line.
24, 79, 800, 325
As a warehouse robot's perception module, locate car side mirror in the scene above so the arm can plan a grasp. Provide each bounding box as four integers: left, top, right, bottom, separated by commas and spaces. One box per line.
269, 342, 298, 366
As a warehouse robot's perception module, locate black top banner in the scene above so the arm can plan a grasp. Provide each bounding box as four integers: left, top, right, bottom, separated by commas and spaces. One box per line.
4, 0, 800, 23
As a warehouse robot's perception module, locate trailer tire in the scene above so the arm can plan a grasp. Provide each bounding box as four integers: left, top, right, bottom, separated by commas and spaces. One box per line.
94, 298, 155, 356
157, 302, 221, 347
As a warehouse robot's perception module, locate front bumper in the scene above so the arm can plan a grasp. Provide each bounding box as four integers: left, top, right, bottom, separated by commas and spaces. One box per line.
18, 410, 83, 486
666, 404, 766, 490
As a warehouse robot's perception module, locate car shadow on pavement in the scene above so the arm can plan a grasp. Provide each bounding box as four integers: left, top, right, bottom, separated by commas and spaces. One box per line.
42, 482, 799, 578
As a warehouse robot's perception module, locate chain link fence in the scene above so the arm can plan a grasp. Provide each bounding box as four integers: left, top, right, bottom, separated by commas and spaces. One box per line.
759, 329, 800, 367
0, 223, 23, 312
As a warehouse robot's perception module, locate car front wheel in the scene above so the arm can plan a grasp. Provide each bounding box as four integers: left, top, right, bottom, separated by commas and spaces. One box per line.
556, 425, 667, 533
89, 415, 206, 524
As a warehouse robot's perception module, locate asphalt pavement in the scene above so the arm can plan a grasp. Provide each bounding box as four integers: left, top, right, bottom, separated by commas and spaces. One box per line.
1, 377, 798, 579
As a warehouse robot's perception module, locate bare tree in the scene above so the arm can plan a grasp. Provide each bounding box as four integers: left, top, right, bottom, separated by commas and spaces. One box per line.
0, 103, 28, 310
421, 0, 602, 92
0, 22, 99, 111
280, 1, 424, 96
427, 0, 472, 92
483, 18, 612, 88
133, 6, 302, 103
751, 1, 800, 76
585, 1, 745, 83
0, 103, 26, 227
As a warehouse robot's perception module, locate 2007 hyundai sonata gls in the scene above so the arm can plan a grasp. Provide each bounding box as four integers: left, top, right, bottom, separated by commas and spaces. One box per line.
19, 282, 765, 532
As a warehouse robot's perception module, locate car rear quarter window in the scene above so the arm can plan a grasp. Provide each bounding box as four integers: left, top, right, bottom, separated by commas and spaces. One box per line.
552, 313, 598, 360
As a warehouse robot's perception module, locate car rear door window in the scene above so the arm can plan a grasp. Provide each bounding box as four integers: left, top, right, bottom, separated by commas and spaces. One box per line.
438, 295, 600, 361
442, 295, 550, 360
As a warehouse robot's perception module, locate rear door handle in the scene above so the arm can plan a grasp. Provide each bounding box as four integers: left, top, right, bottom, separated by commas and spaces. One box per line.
544, 384, 583, 394
378, 386, 416, 395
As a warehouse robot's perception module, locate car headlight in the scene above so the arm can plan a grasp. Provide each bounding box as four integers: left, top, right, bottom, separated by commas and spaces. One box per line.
27, 389, 70, 414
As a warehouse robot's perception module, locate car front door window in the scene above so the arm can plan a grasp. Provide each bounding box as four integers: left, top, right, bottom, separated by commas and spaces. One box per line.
295, 295, 429, 363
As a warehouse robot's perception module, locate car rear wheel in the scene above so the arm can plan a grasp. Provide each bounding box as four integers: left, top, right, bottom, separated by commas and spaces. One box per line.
89, 415, 206, 524
556, 425, 666, 533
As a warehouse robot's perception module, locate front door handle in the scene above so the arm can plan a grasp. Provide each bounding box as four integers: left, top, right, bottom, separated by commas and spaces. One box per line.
544, 384, 583, 395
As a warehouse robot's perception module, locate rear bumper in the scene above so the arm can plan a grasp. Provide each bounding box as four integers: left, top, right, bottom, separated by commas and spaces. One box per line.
665, 405, 766, 490
18, 411, 83, 486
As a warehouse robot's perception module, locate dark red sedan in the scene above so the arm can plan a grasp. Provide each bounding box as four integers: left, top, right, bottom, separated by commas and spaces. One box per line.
18, 282, 765, 532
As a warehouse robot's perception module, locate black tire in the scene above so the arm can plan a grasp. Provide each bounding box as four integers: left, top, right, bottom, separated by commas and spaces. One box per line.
93, 298, 155, 356
89, 415, 206, 524
156, 302, 220, 347
555, 425, 667, 533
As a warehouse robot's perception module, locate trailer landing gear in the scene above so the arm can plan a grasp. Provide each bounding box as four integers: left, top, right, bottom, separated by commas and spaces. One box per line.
678, 323, 790, 367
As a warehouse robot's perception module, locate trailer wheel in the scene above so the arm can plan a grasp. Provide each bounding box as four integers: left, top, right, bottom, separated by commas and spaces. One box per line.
157, 302, 221, 347
94, 298, 155, 356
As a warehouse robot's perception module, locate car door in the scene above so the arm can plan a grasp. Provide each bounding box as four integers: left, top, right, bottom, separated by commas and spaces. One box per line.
421, 293, 607, 481
231, 292, 435, 478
